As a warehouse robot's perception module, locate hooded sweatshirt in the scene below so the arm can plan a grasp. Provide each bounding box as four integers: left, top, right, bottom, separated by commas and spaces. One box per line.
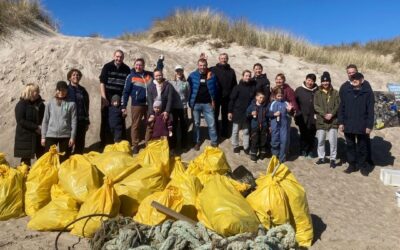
295, 82, 318, 128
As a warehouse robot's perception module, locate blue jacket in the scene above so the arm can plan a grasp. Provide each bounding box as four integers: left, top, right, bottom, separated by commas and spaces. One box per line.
122, 70, 154, 107
338, 82, 375, 134
246, 100, 269, 130
187, 70, 218, 108
268, 100, 289, 127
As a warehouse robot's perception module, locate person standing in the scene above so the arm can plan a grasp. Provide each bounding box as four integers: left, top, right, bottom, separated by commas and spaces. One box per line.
14, 83, 45, 166
314, 72, 340, 168
67, 69, 89, 154
228, 70, 256, 154
41, 81, 77, 163
210, 53, 238, 138
99, 50, 130, 146
188, 58, 218, 150
252, 63, 271, 102
108, 95, 125, 143
338, 72, 375, 176
295, 74, 318, 158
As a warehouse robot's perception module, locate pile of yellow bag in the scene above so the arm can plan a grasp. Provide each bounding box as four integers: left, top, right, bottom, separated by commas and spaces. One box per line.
0, 140, 313, 247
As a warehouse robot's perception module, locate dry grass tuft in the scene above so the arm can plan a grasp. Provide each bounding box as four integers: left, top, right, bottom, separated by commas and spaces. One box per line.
120, 9, 398, 73
0, 0, 56, 36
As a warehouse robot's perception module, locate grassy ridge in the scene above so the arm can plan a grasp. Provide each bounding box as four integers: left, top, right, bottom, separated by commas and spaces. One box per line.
0, 0, 55, 36
120, 9, 397, 73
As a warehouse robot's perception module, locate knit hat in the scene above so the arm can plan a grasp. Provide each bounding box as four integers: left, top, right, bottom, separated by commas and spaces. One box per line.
111, 94, 121, 103
153, 100, 162, 107
56, 81, 68, 91
321, 71, 331, 82
351, 72, 364, 81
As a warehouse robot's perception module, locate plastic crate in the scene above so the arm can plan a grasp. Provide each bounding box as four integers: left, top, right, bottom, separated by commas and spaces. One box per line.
380, 168, 400, 186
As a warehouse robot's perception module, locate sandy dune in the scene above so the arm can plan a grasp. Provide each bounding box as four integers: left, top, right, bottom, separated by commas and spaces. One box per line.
0, 30, 399, 250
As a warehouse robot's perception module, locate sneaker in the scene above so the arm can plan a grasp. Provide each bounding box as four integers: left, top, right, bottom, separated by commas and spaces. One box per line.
193, 143, 201, 151
243, 148, 250, 155
132, 146, 139, 155
233, 147, 240, 154
259, 152, 267, 160
315, 158, 326, 165
250, 154, 258, 162
343, 164, 359, 174
329, 160, 336, 169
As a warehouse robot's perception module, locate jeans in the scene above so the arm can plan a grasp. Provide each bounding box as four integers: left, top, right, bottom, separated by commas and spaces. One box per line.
192, 103, 218, 144
231, 121, 250, 150
316, 129, 337, 160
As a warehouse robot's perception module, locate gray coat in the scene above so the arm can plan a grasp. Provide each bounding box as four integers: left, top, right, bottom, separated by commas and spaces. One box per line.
41, 98, 77, 139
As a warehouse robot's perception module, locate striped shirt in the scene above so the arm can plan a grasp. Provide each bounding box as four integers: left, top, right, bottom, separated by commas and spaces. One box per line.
99, 61, 131, 101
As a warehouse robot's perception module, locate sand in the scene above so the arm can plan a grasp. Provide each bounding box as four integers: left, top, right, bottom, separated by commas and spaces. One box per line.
0, 30, 399, 250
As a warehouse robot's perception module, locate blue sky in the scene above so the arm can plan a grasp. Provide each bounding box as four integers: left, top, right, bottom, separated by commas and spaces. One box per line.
42, 0, 399, 45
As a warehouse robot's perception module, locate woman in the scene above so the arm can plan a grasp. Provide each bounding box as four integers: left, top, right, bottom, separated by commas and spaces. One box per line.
67, 69, 90, 154
295, 73, 318, 158
14, 83, 45, 165
169, 65, 189, 150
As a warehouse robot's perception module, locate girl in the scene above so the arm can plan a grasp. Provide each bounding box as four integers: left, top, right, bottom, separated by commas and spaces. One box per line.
41, 81, 77, 162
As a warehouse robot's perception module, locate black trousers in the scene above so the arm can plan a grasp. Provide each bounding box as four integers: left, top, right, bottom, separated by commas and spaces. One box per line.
250, 126, 268, 155
214, 96, 231, 138
344, 133, 368, 168
73, 121, 88, 154
45, 137, 71, 163
20, 139, 45, 166
297, 120, 316, 154
170, 109, 188, 149
101, 107, 126, 147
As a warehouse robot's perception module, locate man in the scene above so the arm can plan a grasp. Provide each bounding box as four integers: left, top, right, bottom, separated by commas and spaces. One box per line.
338, 72, 375, 176
188, 58, 218, 150
252, 63, 271, 102
210, 53, 237, 138
99, 50, 131, 147
340, 64, 374, 166
121, 58, 154, 154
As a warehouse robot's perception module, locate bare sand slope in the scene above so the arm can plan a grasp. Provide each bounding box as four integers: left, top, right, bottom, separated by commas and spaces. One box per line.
0, 32, 399, 250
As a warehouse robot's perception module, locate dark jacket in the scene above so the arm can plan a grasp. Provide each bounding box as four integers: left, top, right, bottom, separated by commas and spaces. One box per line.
210, 63, 237, 98
295, 83, 318, 129
188, 70, 218, 108
122, 69, 154, 107
338, 82, 375, 134
228, 80, 257, 123
253, 73, 271, 101
14, 97, 45, 158
99, 61, 131, 101
314, 86, 340, 130
147, 80, 174, 114
108, 106, 123, 130
149, 112, 173, 139
246, 99, 269, 130
67, 84, 90, 124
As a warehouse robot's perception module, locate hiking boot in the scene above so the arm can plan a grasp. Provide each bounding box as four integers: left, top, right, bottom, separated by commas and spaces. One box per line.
233, 147, 240, 154
315, 158, 326, 165
360, 166, 370, 176
132, 146, 139, 155
193, 143, 201, 151
330, 160, 336, 169
250, 154, 258, 162
259, 152, 267, 160
243, 148, 250, 155
343, 164, 359, 174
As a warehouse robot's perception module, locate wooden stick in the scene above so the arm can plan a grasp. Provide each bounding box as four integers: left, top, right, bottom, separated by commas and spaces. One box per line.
151, 201, 197, 225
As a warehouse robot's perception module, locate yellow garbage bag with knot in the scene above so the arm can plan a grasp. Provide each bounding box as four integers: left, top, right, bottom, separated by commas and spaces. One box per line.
103, 140, 132, 154
71, 177, 120, 238
58, 154, 102, 203
197, 174, 259, 236
28, 184, 79, 231
91, 151, 140, 181
186, 146, 230, 176
25, 145, 60, 217
0, 163, 28, 220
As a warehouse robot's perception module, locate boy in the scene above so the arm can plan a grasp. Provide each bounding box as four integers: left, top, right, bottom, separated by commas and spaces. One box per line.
108, 94, 124, 143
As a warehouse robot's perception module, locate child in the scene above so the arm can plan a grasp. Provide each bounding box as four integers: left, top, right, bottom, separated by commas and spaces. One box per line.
246, 91, 269, 162
108, 94, 125, 143
268, 87, 292, 163
228, 70, 256, 154
41, 81, 77, 162
148, 100, 173, 141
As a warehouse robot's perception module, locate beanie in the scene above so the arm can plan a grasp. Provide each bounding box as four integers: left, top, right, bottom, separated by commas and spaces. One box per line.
153, 100, 162, 108
321, 71, 331, 82
111, 94, 121, 103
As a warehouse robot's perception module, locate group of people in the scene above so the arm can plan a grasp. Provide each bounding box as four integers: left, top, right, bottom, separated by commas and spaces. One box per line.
13, 50, 375, 176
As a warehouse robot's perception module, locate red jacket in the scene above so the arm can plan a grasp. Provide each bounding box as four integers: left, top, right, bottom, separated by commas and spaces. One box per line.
281, 83, 299, 113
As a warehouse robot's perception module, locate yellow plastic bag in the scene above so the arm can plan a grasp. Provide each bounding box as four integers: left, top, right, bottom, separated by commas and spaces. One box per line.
103, 140, 132, 154
134, 185, 183, 226
167, 157, 202, 220
71, 177, 120, 238
197, 174, 259, 236
187, 146, 230, 176
25, 145, 60, 217
135, 139, 170, 174
58, 154, 102, 203
0, 164, 27, 220
92, 151, 140, 181
28, 184, 79, 231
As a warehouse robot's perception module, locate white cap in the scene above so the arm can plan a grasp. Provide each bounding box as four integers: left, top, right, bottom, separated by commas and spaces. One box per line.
175, 65, 184, 71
